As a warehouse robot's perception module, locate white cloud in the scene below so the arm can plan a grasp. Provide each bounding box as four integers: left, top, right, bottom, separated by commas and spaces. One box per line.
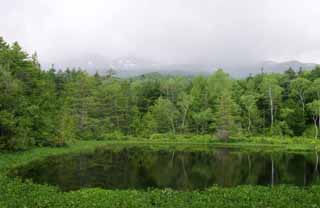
1, 0, 320, 69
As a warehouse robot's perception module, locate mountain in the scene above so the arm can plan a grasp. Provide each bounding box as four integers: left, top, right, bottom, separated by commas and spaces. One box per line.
115, 64, 217, 77
260, 60, 317, 72
103, 56, 217, 77
227, 60, 318, 77
43, 55, 319, 77
44, 56, 216, 77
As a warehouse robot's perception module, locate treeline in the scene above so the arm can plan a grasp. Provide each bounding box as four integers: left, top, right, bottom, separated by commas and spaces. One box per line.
1, 37, 320, 150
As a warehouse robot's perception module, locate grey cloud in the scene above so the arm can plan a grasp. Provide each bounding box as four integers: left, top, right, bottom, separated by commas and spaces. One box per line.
1, 0, 320, 72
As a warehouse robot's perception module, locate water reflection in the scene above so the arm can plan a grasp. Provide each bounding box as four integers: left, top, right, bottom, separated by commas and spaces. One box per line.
11, 147, 320, 191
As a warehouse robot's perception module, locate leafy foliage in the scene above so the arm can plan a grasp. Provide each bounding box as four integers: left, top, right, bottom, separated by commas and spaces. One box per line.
1, 36, 320, 150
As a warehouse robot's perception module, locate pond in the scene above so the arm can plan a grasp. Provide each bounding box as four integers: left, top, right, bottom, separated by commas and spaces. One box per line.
10, 145, 320, 191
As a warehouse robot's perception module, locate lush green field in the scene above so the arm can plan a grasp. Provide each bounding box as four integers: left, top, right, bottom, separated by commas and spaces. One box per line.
1, 139, 320, 208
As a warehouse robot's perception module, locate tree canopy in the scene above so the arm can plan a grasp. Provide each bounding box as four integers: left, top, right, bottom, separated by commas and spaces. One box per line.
1, 37, 320, 150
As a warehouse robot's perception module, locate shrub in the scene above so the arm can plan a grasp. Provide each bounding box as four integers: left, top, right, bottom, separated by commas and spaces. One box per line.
101, 131, 130, 140
149, 133, 165, 140
303, 125, 317, 139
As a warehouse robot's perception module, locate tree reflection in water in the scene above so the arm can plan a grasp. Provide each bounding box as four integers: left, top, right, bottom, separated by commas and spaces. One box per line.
11, 146, 320, 191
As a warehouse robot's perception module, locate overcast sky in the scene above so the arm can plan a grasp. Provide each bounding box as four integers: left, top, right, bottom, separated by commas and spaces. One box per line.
1, 0, 320, 69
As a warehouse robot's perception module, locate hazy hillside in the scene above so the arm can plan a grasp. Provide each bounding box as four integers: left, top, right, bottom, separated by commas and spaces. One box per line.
46, 56, 318, 77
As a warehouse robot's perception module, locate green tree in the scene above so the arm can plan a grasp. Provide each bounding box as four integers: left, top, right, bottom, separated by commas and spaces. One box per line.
260, 75, 283, 133
65, 72, 96, 139
177, 93, 194, 133
240, 94, 260, 134
191, 109, 213, 134
214, 92, 238, 141
307, 100, 320, 139
190, 76, 210, 133
0, 67, 32, 149
290, 78, 311, 116
309, 78, 320, 100
149, 97, 179, 134
207, 69, 233, 105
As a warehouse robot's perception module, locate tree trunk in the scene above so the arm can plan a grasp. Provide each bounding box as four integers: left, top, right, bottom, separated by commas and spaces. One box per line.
169, 151, 175, 168
80, 101, 86, 131
247, 111, 252, 133
181, 107, 188, 133
271, 156, 274, 187
318, 108, 320, 139
114, 99, 120, 129
247, 154, 251, 177
269, 87, 274, 132
315, 152, 319, 174
170, 118, 176, 135
299, 93, 305, 117
313, 115, 318, 139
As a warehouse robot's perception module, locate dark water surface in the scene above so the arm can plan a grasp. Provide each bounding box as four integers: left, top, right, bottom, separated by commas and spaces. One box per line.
11, 145, 320, 191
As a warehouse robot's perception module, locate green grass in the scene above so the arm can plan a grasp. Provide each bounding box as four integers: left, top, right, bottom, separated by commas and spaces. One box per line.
101, 133, 320, 151
1, 177, 320, 208
1, 138, 320, 207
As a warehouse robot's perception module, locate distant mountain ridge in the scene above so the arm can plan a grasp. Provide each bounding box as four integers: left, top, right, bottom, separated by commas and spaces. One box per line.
229, 60, 318, 77
260, 60, 317, 72
43, 56, 319, 77
112, 59, 319, 77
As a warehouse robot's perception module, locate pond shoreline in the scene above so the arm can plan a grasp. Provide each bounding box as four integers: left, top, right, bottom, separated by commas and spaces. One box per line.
1, 140, 320, 207
1, 139, 320, 172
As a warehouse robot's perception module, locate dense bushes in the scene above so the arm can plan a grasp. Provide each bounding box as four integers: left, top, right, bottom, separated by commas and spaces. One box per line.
1, 175, 320, 208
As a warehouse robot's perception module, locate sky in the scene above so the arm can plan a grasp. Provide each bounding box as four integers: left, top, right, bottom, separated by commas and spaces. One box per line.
1, 0, 320, 70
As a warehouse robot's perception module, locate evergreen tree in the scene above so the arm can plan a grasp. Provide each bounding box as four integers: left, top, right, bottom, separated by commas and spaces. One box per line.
214, 91, 238, 141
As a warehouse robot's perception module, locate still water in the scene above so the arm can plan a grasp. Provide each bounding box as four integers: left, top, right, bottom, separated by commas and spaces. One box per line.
11, 145, 320, 191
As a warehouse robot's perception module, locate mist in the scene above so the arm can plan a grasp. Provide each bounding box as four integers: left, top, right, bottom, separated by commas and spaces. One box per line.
1, 0, 320, 73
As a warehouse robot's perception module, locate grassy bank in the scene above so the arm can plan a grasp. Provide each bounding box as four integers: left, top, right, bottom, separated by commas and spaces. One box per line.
1, 177, 320, 208
100, 133, 320, 151
1, 139, 320, 207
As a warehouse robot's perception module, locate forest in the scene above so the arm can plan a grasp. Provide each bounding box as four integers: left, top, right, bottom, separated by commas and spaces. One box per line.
2, 37, 320, 208
3, 0, 320, 206
1, 37, 320, 151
